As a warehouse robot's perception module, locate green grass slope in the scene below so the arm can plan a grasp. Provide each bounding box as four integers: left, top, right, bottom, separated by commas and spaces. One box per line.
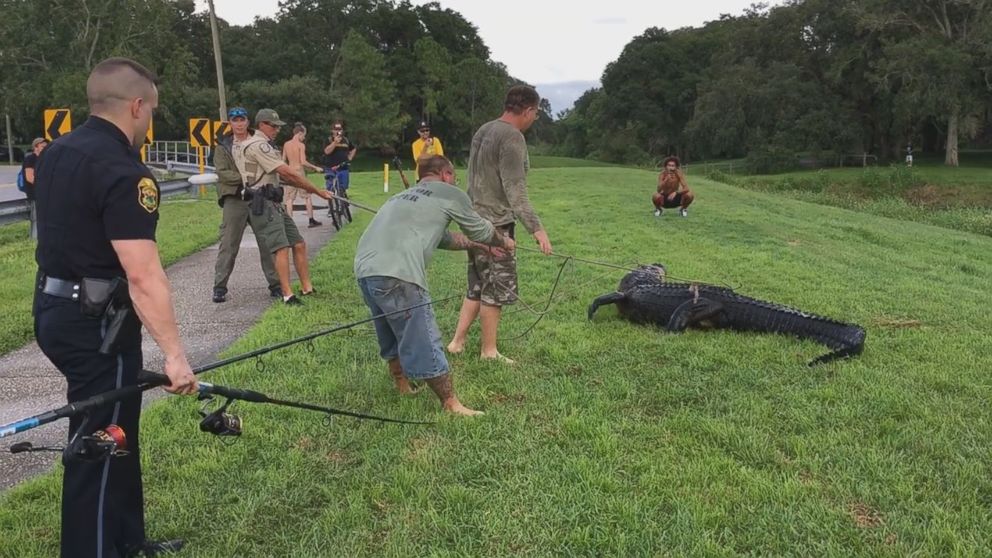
0, 199, 221, 356
2, 168, 991, 557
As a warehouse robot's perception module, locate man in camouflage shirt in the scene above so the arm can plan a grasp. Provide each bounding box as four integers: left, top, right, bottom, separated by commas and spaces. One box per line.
447, 86, 553, 364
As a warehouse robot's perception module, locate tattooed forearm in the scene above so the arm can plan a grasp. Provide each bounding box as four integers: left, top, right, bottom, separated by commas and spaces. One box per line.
441, 232, 475, 251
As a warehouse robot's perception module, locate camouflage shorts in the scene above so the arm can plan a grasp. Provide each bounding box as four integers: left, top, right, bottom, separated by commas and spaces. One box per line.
466, 224, 517, 306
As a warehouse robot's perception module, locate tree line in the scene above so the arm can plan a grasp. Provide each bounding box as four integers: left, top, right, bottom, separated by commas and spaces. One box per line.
552, 0, 992, 169
0, 0, 538, 161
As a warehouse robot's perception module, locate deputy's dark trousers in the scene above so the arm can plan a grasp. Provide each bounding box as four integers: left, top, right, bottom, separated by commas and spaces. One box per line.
34, 291, 145, 558
213, 195, 279, 291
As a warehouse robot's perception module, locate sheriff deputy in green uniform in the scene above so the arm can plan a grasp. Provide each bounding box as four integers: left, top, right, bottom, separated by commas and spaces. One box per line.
212, 106, 280, 303
232, 108, 332, 304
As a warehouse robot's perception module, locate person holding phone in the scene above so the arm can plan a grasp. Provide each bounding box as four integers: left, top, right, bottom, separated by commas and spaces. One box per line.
322, 120, 357, 200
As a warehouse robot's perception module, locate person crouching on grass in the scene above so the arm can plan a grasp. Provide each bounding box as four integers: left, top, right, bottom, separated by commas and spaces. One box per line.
354, 155, 515, 416
653, 155, 695, 217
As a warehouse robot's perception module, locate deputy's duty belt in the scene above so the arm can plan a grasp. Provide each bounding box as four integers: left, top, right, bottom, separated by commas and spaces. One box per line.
38, 276, 81, 301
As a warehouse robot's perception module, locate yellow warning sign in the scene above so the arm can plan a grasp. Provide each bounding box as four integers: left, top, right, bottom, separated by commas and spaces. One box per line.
188, 118, 212, 147
44, 109, 72, 141
212, 120, 231, 141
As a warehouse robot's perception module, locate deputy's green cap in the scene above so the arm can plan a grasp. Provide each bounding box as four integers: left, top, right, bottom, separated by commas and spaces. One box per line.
254, 108, 286, 126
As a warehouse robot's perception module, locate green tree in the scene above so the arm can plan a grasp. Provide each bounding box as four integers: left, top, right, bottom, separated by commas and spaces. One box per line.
333, 30, 408, 149
854, 0, 992, 166
413, 37, 452, 122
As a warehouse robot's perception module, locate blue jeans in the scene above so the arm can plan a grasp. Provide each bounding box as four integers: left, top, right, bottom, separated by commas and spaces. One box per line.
324, 167, 350, 191
358, 276, 448, 380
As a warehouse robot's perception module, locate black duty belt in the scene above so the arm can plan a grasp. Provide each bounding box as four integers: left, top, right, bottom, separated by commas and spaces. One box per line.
38, 276, 81, 301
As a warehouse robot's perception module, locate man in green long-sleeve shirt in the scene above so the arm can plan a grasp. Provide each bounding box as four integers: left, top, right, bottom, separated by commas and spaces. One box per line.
447, 85, 553, 364
355, 155, 514, 416
211, 106, 279, 303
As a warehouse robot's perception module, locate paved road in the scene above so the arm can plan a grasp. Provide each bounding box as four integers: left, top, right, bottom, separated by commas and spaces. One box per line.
0, 210, 339, 489
0, 166, 22, 202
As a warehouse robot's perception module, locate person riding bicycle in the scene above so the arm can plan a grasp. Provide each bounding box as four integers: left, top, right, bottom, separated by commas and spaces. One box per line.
322, 120, 357, 205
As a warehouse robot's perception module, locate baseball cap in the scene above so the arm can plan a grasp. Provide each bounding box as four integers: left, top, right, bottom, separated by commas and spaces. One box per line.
417, 121, 430, 131
255, 108, 286, 126
31, 137, 46, 148
228, 106, 248, 119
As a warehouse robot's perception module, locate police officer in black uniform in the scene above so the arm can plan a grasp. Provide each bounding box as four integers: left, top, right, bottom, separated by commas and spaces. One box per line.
33, 57, 198, 558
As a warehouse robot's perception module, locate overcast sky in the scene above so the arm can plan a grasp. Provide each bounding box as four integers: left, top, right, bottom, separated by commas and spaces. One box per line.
197, 0, 779, 112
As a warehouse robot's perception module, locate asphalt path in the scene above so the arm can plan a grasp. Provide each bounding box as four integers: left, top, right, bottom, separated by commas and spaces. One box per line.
0, 167, 22, 202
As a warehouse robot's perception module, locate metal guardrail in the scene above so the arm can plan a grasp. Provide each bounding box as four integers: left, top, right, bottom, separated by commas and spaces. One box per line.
145, 141, 215, 175
0, 179, 202, 226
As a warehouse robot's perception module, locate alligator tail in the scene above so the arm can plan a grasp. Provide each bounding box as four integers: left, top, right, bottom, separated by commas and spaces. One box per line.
807, 340, 865, 366
721, 297, 866, 366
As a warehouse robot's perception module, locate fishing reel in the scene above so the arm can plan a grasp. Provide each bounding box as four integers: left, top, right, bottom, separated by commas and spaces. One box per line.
198, 396, 242, 437
9, 421, 128, 463
68, 424, 129, 462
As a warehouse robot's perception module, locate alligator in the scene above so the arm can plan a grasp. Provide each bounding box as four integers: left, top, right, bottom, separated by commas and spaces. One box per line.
588, 264, 866, 366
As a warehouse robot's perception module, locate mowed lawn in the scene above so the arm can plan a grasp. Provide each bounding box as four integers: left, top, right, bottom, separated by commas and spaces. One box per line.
0, 199, 221, 356
2, 166, 992, 556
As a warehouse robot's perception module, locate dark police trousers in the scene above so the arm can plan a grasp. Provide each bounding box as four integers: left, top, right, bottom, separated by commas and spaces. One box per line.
34, 290, 145, 558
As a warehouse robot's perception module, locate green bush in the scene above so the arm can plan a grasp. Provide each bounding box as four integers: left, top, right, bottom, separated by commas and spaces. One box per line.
744, 146, 798, 174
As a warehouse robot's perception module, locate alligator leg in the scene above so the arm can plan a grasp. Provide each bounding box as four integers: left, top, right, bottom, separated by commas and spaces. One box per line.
588, 292, 626, 320
665, 298, 724, 332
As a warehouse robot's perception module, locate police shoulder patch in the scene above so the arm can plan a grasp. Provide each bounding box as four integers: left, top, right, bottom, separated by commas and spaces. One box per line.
259, 143, 272, 154
137, 177, 159, 213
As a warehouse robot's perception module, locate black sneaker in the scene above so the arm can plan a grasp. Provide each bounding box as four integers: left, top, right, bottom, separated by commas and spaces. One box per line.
284, 295, 303, 306
269, 286, 282, 298
301, 288, 316, 296
212, 288, 227, 303
124, 538, 185, 557
308, 218, 322, 228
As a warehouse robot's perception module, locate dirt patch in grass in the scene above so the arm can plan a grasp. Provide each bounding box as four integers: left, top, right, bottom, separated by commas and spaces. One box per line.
849, 502, 885, 528
870, 316, 924, 329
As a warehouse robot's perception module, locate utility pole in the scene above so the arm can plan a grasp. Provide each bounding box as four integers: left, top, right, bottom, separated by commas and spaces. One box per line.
4, 110, 13, 164
207, 0, 228, 120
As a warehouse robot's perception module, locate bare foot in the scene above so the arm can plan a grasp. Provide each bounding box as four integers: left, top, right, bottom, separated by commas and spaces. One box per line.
443, 399, 484, 416
481, 351, 515, 365
446, 340, 464, 354
388, 358, 419, 395
394, 378, 422, 395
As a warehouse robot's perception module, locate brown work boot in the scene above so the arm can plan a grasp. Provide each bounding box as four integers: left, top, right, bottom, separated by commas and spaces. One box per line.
388, 358, 419, 395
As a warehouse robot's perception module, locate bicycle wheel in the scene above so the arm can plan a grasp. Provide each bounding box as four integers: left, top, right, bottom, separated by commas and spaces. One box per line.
338, 187, 352, 223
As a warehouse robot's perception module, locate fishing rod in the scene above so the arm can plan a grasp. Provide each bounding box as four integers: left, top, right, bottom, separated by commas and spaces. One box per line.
391, 156, 412, 189
515, 246, 736, 289
515, 246, 638, 272
198, 294, 460, 373
6, 371, 429, 462
2, 296, 459, 449
326, 191, 379, 214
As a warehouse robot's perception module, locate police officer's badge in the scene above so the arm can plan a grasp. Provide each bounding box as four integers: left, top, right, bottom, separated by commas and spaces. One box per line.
137, 177, 159, 213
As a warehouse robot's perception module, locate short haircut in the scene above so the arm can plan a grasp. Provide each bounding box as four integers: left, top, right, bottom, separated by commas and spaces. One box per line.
86, 57, 158, 112
293, 122, 307, 135
504, 85, 540, 115
417, 155, 454, 180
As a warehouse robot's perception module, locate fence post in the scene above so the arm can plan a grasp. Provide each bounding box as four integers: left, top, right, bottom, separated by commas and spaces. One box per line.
29, 201, 37, 240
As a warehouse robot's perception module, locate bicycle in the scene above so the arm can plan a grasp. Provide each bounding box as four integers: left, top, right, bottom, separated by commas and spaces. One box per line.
323, 167, 352, 231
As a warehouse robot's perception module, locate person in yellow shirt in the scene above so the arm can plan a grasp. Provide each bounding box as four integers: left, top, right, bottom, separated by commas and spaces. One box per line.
411, 121, 444, 173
